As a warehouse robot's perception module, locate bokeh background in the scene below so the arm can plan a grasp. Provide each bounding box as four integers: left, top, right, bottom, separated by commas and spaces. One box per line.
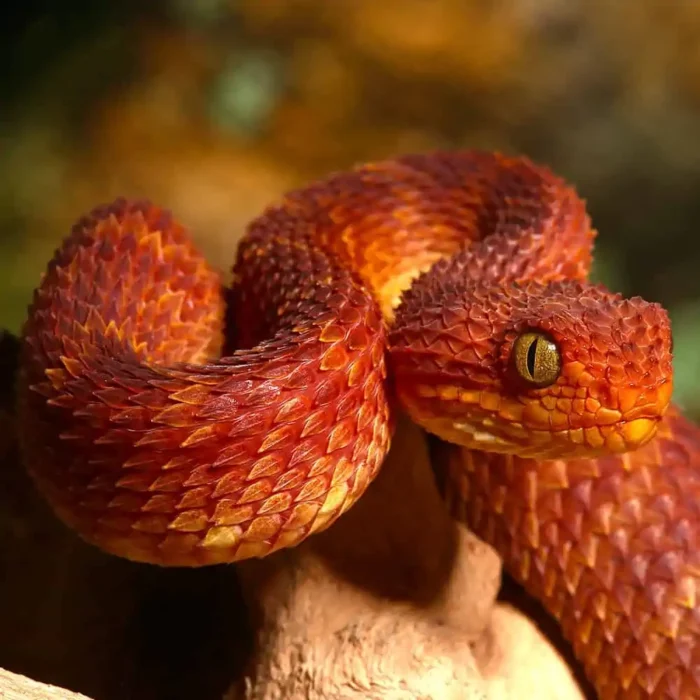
2, 0, 700, 414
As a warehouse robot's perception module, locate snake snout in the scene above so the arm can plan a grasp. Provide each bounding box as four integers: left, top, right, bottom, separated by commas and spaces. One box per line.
613, 377, 673, 450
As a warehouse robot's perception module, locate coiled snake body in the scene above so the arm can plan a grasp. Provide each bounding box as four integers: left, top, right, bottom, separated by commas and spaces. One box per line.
16, 152, 696, 698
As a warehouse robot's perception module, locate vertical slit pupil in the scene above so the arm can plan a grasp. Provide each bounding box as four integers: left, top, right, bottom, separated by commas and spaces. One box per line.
526, 338, 538, 378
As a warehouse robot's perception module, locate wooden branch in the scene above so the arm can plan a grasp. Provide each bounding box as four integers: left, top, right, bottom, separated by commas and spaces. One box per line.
230, 418, 585, 699
0, 669, 92, 700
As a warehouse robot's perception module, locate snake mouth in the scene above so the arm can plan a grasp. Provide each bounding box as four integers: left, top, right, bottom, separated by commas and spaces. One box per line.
448, 414, 662, 458
404, 376, 670, 457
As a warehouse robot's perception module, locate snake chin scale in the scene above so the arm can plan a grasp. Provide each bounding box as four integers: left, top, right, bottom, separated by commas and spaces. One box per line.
452, 420, 504, 444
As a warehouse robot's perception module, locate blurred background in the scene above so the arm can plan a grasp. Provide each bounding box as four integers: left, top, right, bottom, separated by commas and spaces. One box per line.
2, 0, 700, 414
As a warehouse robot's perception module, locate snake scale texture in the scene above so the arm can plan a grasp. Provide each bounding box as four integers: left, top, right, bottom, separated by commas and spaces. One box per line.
16, 151, 698, 698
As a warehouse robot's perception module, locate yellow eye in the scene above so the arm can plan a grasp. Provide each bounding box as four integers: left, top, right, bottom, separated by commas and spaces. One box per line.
512, 331, 561, 387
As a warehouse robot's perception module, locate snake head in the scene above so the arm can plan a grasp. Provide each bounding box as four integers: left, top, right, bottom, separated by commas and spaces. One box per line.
389, 280, 673, 459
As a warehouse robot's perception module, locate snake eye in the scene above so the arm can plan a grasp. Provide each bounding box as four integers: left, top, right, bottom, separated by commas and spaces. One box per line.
512, 331, 561, 387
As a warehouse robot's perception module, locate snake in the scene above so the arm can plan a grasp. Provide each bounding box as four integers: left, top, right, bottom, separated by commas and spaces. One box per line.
15, 150, 694, 699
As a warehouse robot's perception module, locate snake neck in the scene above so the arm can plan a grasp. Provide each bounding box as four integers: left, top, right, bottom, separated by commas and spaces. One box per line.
439, 407, 699, 698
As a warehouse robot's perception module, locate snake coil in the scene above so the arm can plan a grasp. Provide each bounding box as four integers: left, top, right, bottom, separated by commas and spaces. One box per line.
18, 152, 693, 699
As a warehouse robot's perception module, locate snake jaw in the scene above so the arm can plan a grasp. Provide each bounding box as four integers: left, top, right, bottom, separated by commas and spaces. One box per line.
422, 411, 664, 459
395, 366, 673, 458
